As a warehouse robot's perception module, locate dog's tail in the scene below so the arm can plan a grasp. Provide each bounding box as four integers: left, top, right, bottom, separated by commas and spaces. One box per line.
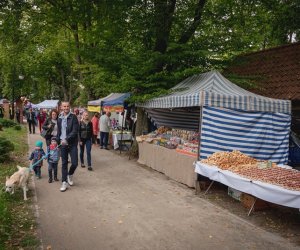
17, 165, 22, 170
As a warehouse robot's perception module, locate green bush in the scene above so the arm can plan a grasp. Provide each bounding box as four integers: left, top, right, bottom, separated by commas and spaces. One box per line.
0, 118, 17, 128
0, 137, 14, 162
14, 125, 22, 130
0, 195, 11, 245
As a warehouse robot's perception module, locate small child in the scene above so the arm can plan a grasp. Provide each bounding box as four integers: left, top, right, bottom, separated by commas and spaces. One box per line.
48, 137, 60, 183
29, 140, 46, 179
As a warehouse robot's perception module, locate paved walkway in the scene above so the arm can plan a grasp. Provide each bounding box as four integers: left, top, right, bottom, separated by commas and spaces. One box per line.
28, 133, 298, 250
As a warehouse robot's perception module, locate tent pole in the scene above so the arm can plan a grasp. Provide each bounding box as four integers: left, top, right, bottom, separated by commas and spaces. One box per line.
197, 106, 203, 160
195, 101, 204, 194
120, 110, 125, 154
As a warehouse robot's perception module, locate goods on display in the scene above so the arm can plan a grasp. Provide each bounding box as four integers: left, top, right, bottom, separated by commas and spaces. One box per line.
201, 150, 257, 169
201, 150, 300, 191
137, 126, 199, 157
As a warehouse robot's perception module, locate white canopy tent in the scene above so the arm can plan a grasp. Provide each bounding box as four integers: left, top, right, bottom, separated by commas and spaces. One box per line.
36, 100, 59, 109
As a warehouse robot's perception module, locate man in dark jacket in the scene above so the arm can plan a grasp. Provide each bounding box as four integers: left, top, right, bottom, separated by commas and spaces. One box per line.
57, 101, 79, 192
26, 108, 36, 134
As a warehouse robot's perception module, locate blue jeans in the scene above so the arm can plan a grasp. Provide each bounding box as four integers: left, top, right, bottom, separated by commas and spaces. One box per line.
80, 138, 92, 167
60, 144, 78, 182
100, 132, 109, 148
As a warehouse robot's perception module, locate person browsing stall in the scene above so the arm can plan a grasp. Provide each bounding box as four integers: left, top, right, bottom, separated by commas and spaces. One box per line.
99, 111, 111, 150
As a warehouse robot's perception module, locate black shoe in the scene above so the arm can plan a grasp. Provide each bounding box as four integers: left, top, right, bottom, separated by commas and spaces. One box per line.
100, 146, 103, 149
54, 177, 59, 181
88, 167, 93, 171
48, 179, 52, 183
81, 164, 86, 168
104, 147, 109, 150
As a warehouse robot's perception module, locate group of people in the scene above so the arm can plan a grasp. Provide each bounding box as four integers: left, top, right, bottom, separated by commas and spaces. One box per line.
26, 108, 48, 134
28, 101, 113, 192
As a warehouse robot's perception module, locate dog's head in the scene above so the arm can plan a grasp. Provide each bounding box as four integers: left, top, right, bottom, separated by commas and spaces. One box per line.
5, 176, 18, 194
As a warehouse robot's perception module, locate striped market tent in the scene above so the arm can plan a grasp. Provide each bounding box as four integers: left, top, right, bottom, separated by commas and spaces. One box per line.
137, 70, 291, 164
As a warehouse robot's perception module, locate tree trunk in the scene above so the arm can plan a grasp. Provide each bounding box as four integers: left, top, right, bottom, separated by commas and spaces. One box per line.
152, 0, 176, 72
129, 107, 149, 158
60, 68, 68, 101
178, 0, 206, 44
135, 107, 149, 136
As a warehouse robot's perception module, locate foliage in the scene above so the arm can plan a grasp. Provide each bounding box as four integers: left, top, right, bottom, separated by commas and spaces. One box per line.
0, 118, 17, 128
14, 124, 22, 130
0, 0, 298, 104
0, 137, 14, 162
0, 127, 38, 249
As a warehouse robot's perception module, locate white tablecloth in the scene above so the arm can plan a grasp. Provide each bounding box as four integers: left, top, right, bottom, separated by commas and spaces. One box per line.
112, 133, 132, 149
195, 162, 300, 209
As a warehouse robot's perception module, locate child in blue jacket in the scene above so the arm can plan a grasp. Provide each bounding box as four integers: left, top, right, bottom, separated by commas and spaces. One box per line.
29, 140, 46, 179
48, 137, 60, 183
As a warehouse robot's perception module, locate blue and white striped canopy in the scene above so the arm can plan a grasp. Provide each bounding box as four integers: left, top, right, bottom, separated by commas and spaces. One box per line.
138, 71, 291, 114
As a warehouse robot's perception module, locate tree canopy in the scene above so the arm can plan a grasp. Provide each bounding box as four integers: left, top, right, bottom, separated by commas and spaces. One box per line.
0, 0, 299, 104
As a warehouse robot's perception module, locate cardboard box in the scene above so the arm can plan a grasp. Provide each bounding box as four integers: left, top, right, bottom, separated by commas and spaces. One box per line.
228, 187, 242, 201
241, 193, 270, 211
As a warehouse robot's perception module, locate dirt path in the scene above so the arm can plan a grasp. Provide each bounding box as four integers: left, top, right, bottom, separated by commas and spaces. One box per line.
28, 133, 298, 250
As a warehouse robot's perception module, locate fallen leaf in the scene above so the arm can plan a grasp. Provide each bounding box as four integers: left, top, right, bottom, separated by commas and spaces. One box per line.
118, 220, 123, 224
46, 246, 52, 250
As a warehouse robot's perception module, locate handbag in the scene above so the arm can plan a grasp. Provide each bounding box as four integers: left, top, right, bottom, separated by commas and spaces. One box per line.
40, 128, 50, 138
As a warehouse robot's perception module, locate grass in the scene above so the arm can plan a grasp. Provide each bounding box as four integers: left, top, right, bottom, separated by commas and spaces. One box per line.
0, 125, 39, 250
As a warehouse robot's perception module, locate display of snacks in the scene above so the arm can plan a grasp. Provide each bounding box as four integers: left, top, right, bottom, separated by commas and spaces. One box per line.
137, 127, 199, 157
231, 164, 300, 191
201, 150, 300, 191
201, 150, 257, 170
176, 142, 198, 157
157, 126, 172, 134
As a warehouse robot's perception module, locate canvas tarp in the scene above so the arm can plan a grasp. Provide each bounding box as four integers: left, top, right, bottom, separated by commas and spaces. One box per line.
138, 71, 291, 165
88, 93, 130, 112
36, 100, 59, 109
200, 106, 290, 165
138, 70, 291, 114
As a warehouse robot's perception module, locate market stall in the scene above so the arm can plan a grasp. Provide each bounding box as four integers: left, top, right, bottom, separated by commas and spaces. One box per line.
195, 150, 300, 212
87, 94, 112, 113
88, 93, 130, 113
88, 93, 131, 151
36, 100, 59, 110
138, 142, 197, 187
137, 70, 291, 188
112, 131, 132, 149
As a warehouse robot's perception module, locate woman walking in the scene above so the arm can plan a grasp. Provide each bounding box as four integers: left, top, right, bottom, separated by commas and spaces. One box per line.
79, 111, 93, 171
42, 109, 59, 147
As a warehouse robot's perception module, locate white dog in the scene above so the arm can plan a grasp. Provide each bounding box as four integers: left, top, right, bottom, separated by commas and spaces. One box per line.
5, 166, 30, 200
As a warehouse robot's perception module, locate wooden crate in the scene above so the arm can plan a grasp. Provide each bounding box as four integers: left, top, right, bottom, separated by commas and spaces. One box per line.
241, 193, 270, 211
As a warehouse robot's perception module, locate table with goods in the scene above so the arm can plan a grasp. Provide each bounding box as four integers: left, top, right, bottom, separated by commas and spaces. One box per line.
195, 150, 300, 214
112, 130, 133, 150
137, 127, 199, 188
